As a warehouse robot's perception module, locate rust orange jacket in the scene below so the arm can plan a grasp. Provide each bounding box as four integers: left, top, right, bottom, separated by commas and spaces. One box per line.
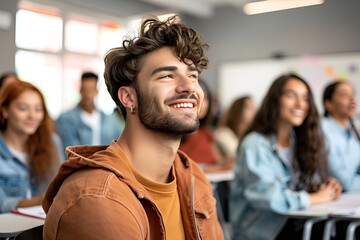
42, 143, 224, 240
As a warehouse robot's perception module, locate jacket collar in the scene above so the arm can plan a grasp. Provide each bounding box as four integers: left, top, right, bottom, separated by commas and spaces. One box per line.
43, 142, 192, 211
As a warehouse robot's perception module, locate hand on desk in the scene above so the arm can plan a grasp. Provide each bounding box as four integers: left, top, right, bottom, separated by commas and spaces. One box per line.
309, 177, 342, 206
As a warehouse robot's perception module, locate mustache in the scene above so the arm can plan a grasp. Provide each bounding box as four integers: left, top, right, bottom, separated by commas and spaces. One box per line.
164, 94, 199, 105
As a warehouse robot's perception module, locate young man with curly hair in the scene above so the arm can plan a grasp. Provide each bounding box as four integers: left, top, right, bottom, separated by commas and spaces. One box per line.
42, 16, 224, 240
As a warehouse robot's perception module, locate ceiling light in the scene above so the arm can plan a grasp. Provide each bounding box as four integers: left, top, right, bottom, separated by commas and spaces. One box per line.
243, 0, 324, 15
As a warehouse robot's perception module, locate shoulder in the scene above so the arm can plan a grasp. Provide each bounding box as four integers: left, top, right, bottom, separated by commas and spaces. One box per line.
57, 107, 80, 121
56, 167, 143, 216
45, 167, 147, 237
321, 117, 337, 132
241, 131, 271, 149
45, 167, 147, 239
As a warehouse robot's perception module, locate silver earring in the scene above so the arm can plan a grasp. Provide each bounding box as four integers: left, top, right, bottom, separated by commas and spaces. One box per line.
130, 105, 135, 114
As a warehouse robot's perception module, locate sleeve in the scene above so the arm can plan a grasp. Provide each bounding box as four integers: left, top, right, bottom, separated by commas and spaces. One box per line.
326, 137, 360, 191
56, 113, 79, 152
236, 141, 310, 214
0, 190, 22, 213
53, 196, 147, 240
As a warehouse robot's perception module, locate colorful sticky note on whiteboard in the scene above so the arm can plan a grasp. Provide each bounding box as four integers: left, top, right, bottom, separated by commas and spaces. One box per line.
325, 65, 334, 76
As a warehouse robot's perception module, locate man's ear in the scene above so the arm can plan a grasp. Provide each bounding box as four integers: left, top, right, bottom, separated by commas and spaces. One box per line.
118, 86, 137, 110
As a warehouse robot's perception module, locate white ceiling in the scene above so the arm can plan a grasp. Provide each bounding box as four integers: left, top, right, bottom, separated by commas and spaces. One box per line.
141, 0, 250, 18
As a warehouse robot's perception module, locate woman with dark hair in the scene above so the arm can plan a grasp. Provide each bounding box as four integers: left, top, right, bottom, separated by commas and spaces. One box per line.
322, 80, 360, 191
230, 73, 342, 240
215, 96, 256, 159
0, 81, 63, 213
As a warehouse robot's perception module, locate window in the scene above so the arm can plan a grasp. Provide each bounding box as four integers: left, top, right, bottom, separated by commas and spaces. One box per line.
15, 2, 125, 119
15, 8, 62, 52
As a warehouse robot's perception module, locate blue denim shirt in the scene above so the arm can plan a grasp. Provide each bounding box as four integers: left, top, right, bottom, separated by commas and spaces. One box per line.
0, 133, 64, 213
322, 117, 360, 191
230, 132, 310, 240
56, 105, 121, 155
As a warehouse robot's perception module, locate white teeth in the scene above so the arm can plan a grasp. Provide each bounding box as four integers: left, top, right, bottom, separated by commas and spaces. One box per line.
291, 110, 304, 116
171, 103, 194, 108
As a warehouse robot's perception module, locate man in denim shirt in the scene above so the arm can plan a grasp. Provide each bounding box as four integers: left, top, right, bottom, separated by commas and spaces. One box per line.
56, 72, 120, 155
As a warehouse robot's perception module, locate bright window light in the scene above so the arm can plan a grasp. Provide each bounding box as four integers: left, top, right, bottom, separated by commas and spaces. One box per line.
243, 0, 325, 15
15, 9, 62, 52
65, 18, 98, 54
15, 50, 62, 118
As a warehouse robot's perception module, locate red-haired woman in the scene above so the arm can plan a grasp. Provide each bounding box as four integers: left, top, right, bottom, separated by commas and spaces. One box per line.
0, 81, 63, 213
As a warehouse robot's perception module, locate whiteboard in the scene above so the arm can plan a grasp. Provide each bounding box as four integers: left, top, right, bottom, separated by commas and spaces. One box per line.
219, 52, 360, 115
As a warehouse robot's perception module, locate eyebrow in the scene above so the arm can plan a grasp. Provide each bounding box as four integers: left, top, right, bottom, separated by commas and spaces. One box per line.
151, 65, 199, 76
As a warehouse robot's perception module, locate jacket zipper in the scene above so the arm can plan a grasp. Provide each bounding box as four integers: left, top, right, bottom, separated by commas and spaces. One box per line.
190, 176, 201, 240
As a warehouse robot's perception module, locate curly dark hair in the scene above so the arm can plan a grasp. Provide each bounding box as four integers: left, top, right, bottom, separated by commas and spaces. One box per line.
104, 15, 209, 119
245, 73, 328, 192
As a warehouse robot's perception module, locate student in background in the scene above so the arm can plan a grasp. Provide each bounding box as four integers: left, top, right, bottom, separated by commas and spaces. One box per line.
0, 81, 63, 213
322, 81, 360, 191
56, 72, 120, 152
179, 79, 232, 171
215, 96, 256, 160
230, 73, 342, 240
0, 72, 19, 91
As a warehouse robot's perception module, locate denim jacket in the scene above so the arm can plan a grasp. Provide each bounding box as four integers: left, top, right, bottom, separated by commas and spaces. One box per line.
56, 105, 121, 153
230, 132, 310, 240
322, 117, 360, 191
0, 133, 64, 213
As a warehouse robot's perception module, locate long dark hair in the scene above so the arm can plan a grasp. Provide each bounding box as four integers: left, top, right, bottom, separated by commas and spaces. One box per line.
323, 81, 360, 142
246, 73, 327, 192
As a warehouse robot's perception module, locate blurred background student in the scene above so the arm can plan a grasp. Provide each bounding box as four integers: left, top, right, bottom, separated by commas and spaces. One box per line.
322, 81, 360, 191
179, 79, 232, 171
0, 81, 63, 213
56, 72, 121, 153
230, 73, 342, 240
215, 96, 256, 160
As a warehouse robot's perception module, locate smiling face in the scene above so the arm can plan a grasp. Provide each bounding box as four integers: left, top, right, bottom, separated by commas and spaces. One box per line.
1, 90, 45, 136
278, 78, 310, 128
325, 82, 356, 119
135, 46, 204, 136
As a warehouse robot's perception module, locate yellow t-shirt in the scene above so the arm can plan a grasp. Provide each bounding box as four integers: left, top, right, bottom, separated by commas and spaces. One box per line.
108, 143, 185, 240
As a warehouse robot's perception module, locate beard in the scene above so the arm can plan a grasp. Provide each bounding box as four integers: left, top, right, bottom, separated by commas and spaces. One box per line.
137, 90, 200, 137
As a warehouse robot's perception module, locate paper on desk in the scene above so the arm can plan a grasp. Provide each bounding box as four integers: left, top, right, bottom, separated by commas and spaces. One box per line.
307, 193, 360, 215
12, 205, 46, 219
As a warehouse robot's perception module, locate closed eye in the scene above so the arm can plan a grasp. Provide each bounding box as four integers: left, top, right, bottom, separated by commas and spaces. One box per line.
159, 74, 173, 79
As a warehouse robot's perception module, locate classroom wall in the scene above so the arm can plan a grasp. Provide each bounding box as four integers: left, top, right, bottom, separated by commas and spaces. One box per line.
186, 0, 360, 90
0, 0, 18, 75
1, 0, 360, 93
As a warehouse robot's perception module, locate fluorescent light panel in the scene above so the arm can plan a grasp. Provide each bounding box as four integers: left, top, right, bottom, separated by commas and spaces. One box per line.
243, 0, 324, 15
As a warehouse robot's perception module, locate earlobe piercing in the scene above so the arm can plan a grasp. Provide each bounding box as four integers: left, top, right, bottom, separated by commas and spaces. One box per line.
130, 105, 135, 114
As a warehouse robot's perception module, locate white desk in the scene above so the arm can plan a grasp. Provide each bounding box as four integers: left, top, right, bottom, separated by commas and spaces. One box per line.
286, 193, 360, 240
205, 170, 234, 183
0, 213, 44, 239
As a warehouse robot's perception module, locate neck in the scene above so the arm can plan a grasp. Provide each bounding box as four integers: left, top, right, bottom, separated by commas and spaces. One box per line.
80, 102, 95, 114
276, 122, 293, 148
1, 129, 29, 152
117, 120, 180, 183
331, 114, 350, 129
